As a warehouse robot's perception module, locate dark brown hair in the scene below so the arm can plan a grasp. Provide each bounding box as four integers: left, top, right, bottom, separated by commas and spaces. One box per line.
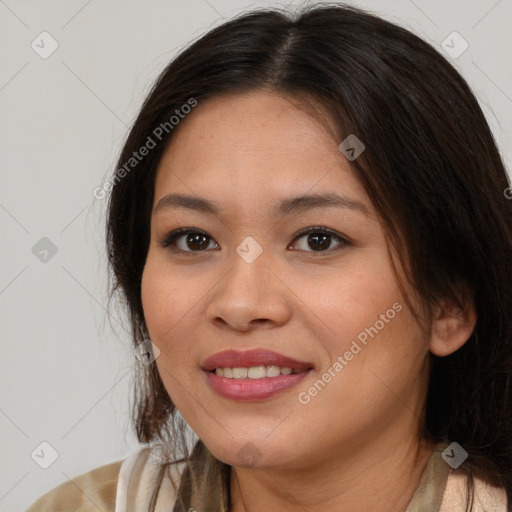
106, 3, 512, 509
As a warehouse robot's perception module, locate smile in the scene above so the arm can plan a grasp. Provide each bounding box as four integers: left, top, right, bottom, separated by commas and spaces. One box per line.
203, 367, 312, 401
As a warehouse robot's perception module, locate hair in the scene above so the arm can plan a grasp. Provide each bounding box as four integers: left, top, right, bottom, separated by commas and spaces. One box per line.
106, 2, 512, 510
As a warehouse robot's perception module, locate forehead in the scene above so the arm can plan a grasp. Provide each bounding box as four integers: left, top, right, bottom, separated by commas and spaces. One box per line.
153, 90, 369, 214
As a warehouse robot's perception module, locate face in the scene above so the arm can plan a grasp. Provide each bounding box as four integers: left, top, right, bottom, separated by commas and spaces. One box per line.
141, 90, 431, 471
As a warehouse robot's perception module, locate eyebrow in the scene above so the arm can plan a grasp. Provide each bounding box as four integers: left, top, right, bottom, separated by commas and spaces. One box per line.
153, 192, 370, 217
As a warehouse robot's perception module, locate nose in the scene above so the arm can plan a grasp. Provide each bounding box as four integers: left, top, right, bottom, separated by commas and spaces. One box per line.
206, 247, 293, 332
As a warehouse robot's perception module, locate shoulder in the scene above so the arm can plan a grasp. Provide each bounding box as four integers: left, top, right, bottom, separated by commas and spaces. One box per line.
25, 444, 188, 512
440, 469, 508, 512
25, 458, 123, 512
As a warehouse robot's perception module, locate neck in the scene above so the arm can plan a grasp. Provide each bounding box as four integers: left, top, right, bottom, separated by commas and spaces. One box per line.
229, 430, 436, 512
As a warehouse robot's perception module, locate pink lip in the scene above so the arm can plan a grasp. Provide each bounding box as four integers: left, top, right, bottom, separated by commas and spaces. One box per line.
203, 370, 312, 401
201, 349, 314, 401
201, 349, 313, 372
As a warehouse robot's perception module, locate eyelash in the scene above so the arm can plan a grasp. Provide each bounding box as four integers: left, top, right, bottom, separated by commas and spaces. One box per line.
157, 226, 351, 255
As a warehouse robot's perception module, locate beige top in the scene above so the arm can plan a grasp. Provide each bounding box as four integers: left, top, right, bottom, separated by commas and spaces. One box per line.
26, 442, 508, 512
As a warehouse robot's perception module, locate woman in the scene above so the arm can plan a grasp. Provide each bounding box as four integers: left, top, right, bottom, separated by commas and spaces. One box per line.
27, 3, 511, 511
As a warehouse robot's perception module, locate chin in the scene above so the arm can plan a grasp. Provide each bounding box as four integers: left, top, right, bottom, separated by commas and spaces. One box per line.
201, 435, 297, 470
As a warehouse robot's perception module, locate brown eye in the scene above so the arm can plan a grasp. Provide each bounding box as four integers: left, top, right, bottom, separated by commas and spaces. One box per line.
159, 229, 219, 252
159, 226, 349, 255
290, 227, 350, 253
306, 232, 331, 251
183, 233, 210, 250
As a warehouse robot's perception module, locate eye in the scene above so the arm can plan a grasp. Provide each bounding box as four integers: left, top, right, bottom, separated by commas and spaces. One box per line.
158, 226, 350, 254
289, 226, 350, 253
158, 228, 219, 253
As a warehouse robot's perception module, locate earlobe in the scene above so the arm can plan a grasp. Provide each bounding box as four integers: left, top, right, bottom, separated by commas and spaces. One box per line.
429, 299, 477, 357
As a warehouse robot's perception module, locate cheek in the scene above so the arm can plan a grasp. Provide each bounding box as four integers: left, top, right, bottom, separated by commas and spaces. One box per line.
296, 254, 426, 396
299, 258, 403, 346
140, 256, 200, 399
140, 249, 223, 376
140, 254, 191, 348
141, 260, 169, 335
292, 265, 426, 436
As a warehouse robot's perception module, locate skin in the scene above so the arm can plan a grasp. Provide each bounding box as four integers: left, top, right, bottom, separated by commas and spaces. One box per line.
141, 89, 476, 511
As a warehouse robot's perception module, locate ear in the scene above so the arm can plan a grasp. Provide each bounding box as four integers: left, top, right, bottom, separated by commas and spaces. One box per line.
429, 297, 477, 357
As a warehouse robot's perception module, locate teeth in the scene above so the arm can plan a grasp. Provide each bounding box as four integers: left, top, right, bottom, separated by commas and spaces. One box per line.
266, 365, 281, 377
214, 366, 301, 379
248, 366, 266, 379
233, 367, 248, 379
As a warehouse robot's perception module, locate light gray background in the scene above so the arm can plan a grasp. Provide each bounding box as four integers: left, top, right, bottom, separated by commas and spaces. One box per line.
1, 0, 511, 510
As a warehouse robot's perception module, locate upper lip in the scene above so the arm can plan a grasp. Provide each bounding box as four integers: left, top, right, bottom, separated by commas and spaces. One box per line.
201, 349, 313, 372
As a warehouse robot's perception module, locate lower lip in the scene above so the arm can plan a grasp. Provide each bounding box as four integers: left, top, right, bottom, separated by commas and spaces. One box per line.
203, 369, 312, 401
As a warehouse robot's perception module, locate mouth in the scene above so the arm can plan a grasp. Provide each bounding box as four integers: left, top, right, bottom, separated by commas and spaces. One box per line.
201, 348, 314, 373
202, 367, 313, 401
205, 366, 306, 378
201, 349, 314, 401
